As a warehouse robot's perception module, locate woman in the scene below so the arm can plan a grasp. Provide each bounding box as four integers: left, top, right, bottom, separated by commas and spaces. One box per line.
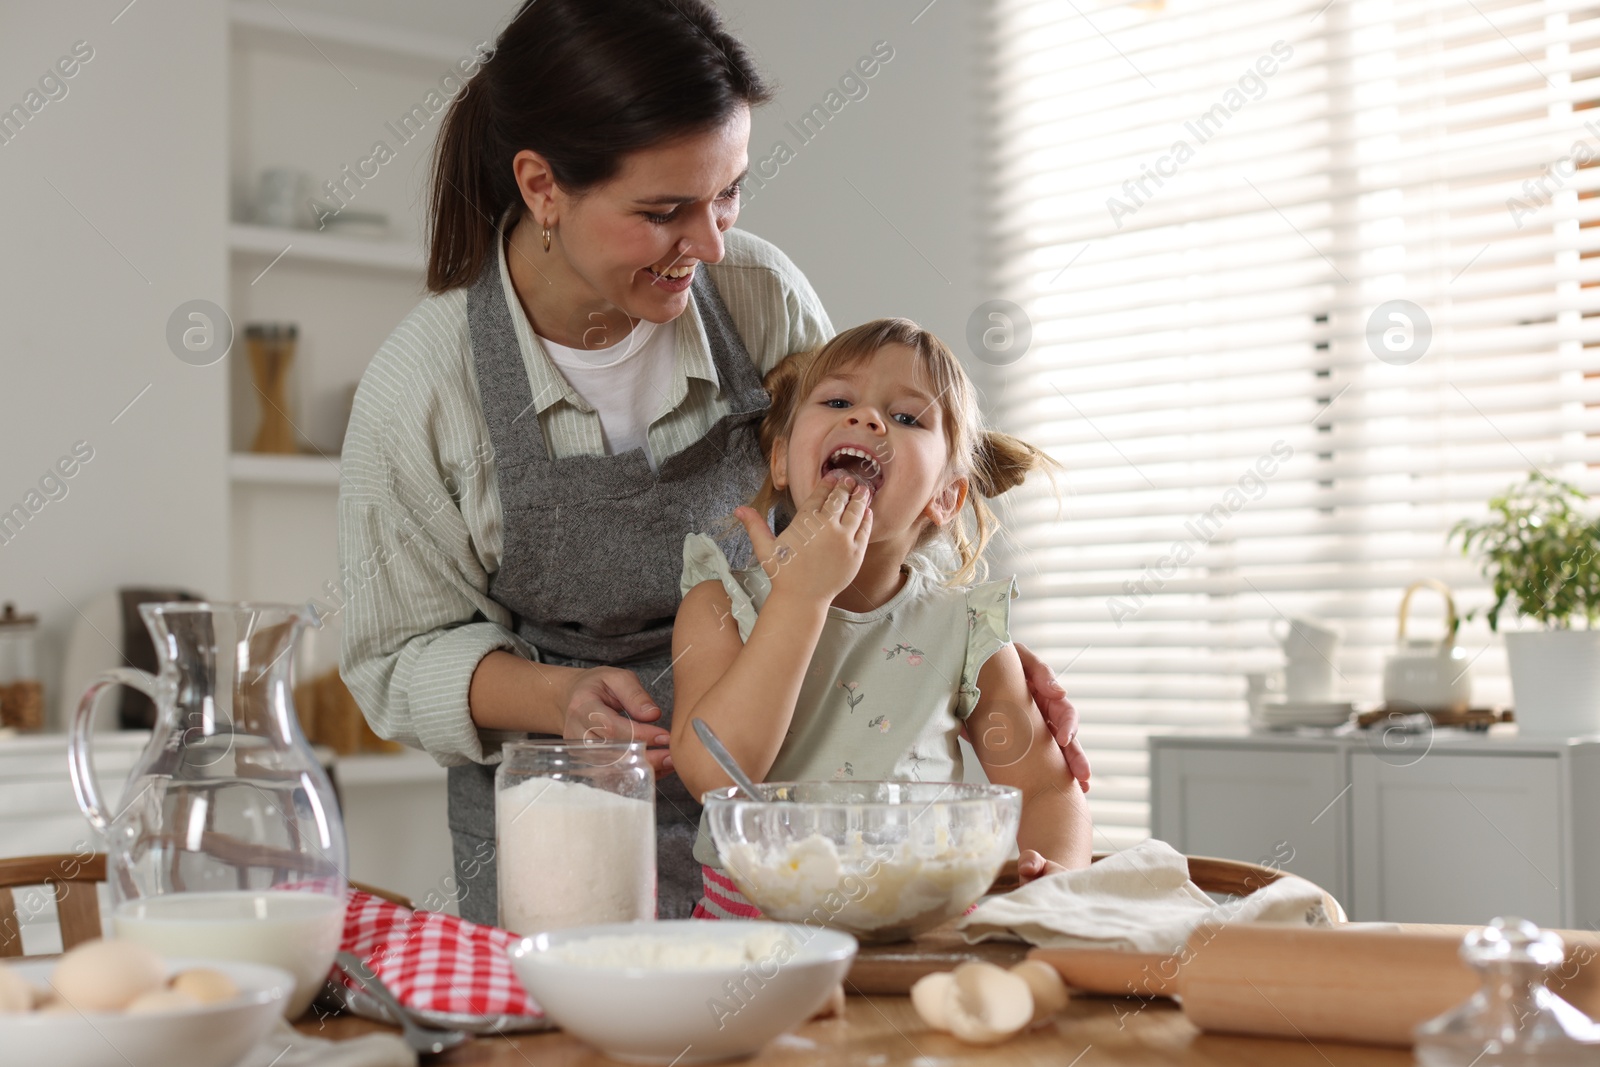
338, 0, 1088, 926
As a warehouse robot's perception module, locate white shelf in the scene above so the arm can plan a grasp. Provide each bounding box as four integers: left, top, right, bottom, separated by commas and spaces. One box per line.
230, 453, 341, 487
229, 223, 424, 274
230, 1, 477, 66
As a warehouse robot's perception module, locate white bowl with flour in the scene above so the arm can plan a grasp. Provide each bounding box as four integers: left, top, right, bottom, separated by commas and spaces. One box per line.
506, 920, 857, 1065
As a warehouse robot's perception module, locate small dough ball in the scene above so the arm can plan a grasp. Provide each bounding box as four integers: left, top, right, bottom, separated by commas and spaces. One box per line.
945, 962, 1033, 1045
50, 939, 166, 1012
126, 989, 200, 1014
0, 963, 36, 1014
1011, 959, 1069, 1025
911, 971, 955, 1031
170, 968, 239, 1005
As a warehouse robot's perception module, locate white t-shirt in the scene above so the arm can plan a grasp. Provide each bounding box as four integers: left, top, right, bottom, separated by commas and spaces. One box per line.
538, 317, 704, 472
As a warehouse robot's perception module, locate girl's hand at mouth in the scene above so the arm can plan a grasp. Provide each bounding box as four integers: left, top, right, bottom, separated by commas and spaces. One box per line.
734, 471, 873, 604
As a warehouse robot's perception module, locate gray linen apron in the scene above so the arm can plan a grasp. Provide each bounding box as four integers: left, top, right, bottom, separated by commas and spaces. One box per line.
448, 257, 770, 926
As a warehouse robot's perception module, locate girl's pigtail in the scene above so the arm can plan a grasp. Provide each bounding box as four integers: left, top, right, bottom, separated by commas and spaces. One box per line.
946, 430, 1064, 586
971, 430, 1056, 498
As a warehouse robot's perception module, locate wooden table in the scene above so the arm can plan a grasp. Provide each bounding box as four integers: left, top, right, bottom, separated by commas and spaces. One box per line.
295, 991, 1416, 1066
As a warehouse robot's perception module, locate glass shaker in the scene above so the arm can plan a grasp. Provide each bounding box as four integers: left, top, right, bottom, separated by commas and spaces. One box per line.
1415, 917, 1600, 1066
495, 740, 655, 935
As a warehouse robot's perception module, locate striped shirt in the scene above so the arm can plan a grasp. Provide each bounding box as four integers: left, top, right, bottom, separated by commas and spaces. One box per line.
337, 226, 834, 767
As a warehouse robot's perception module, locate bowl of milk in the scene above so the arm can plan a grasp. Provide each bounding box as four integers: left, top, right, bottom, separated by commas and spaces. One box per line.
112, 890, 343, 1019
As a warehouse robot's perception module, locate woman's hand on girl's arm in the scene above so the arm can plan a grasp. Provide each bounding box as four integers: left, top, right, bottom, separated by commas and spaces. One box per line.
968, 644, 1093, 879
1014, 641, 1091, 793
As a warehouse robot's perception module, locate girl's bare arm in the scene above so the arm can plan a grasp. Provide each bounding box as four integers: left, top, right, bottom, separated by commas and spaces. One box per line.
671, 477, 872, 802
968, 644, 1093, 872
669, 579, 829, 800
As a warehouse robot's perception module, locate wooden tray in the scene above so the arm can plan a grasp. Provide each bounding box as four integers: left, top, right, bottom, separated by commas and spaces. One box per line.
1357, 705, 1513, 730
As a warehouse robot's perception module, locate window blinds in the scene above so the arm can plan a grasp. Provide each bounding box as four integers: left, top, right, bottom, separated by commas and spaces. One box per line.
985, 0, 1600, 848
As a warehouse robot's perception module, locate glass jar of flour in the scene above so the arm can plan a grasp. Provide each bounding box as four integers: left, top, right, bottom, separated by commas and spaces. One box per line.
495, 740, 655, 935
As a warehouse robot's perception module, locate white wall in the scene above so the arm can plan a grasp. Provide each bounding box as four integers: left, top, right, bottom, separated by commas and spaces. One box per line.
0, 1, 229, 729
722, 0, 986, 355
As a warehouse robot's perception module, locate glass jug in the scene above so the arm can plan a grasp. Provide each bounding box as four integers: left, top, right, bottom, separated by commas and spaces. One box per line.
69, 602, 347, 1018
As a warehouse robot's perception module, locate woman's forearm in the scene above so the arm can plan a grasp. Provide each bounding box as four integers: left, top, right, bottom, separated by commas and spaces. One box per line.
468, 650, 579, 735
674, 589, 830, 796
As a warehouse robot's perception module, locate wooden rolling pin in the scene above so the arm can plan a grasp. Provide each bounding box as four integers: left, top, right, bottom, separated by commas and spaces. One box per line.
1031, 923, 1600, 1048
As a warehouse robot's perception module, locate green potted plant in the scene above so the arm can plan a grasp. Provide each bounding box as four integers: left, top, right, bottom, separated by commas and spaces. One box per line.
1450, 471, 1600, 737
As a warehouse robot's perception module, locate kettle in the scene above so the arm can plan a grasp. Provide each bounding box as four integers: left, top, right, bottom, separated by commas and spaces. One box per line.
1382, 579, 1471, 714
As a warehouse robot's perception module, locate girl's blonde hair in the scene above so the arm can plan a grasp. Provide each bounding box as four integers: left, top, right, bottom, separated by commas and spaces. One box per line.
749, 317, 1059, 585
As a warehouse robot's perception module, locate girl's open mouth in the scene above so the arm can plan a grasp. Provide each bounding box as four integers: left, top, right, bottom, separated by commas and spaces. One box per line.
822, 445, 885, 497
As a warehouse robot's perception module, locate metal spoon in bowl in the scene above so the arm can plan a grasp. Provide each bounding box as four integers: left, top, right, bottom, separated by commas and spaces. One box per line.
334, 951, 469, 1058
692, 718, 766, 800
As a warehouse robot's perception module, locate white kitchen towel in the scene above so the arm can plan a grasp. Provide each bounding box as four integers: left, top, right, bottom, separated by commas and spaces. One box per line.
957, 838, 1336, 953
240, 1019, 416, 1067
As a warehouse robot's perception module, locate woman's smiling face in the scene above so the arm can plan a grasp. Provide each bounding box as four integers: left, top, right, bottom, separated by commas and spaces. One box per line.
775, 344, 967, 546
540, 107, 751, 326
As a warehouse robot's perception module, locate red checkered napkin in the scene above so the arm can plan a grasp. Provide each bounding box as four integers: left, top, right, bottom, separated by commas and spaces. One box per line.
334, 888, 545, 1029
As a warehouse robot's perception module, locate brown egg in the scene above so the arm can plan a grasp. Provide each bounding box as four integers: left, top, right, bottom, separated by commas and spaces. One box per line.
49, 939, 166, 1012
0, 962, 35, 1014
170, 968, 239, 1005
125, 989, 201, 1015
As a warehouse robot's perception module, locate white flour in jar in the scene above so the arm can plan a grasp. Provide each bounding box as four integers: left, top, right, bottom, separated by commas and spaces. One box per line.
496, 775, 655, 935
548, 928, 796, 969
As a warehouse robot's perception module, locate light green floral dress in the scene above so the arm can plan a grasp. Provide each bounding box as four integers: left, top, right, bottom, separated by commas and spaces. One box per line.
679, 532, 1018, 869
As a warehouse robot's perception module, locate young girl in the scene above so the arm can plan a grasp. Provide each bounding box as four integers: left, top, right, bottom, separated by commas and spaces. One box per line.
669, 317, 1093, 919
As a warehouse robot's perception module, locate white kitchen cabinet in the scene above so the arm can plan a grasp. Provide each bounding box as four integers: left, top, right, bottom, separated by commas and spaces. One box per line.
1351, 751, 1563, 924
1149, 744, 1347, 903
1150, 730, 1600, 927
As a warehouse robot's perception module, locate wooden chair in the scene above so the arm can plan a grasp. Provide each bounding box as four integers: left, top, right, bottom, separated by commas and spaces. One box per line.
0, 852, 414, 958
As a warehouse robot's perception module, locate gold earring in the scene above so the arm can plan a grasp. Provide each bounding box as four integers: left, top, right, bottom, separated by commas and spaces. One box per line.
541, 224, 552, 253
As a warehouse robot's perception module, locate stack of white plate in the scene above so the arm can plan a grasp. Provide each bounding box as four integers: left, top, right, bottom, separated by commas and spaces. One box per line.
1258, 700, 1356, 728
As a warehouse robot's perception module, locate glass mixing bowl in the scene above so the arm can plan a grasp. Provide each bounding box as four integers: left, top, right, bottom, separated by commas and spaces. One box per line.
702, 781, 1022, 943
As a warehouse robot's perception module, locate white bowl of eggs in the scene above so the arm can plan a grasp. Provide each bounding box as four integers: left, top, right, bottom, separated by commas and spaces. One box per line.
0, 938, 295, 1067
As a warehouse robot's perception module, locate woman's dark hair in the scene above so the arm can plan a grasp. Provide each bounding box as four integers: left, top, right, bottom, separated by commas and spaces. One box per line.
427, 0, 773, 292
